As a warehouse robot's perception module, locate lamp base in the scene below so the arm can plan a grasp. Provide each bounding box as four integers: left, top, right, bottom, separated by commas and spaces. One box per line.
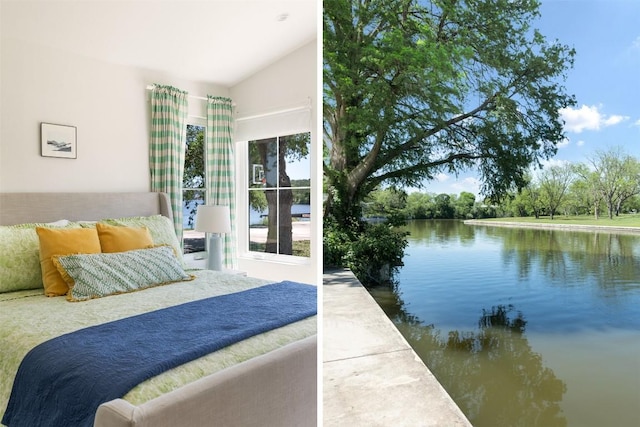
207, 234, 223, 271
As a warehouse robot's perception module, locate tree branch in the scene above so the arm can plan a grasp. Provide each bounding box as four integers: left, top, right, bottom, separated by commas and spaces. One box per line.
368, 151, 485, 188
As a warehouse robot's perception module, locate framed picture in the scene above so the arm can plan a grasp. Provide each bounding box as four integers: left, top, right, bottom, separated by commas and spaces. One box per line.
41, 123, 77, 159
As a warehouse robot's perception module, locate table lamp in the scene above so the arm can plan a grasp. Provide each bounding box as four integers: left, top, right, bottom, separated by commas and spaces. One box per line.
195, 205, 231, 270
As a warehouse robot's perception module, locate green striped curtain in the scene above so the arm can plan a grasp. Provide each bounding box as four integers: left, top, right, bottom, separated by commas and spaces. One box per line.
205, 96, 236, 269
149, 85, 189, 244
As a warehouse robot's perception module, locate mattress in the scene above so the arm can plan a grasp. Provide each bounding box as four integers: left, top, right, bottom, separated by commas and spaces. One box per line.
0, 269, 316, 423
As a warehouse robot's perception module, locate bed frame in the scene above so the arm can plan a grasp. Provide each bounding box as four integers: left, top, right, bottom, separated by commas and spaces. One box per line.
0, 192, 317, 427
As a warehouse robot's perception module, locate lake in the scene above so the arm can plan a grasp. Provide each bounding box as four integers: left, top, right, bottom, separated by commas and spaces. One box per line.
182, 200, 310, 229
369, 220, 640, 427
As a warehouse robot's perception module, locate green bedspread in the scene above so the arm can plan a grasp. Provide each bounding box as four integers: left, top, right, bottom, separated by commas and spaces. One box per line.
0, 270, 316, 423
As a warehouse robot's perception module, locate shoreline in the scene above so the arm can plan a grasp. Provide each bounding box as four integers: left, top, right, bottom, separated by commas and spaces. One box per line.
463, 219, 640, 234
183, 222, 311, 246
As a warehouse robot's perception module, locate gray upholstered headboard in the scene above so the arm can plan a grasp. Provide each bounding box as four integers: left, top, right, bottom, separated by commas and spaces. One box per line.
0, 192, 172, 226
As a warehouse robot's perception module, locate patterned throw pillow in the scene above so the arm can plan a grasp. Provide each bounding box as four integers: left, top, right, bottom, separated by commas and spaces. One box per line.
53, 246, 193, 302
0, 221, 78, 293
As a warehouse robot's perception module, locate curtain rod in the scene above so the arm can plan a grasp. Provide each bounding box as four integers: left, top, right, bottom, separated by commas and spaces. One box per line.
146, 85, 210, 102
147, 85, 311, 121
235, 99, 312, 122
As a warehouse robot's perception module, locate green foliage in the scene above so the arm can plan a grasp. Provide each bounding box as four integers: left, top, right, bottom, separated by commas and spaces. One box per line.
249, 190, 268, 213
323, 0, 576, 227
537, 163, 575, 219
250, 240, 311, 257
183, 125, 205, 189
183, 125, 205, 228
405, 192, 434, 219
504, 147, 640, 220
363, 188, 495, 221
585, 146, 640, 218
363, 188, 408, 225
324, 219, 408, 287
323, 220, 356, 268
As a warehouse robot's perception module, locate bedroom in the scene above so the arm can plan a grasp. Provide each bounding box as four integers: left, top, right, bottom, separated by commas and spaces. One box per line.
0, 0, 320, 285
0, 1, 319, 426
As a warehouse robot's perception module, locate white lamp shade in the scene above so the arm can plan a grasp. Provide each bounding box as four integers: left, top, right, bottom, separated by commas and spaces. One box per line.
195, 205, 231, 234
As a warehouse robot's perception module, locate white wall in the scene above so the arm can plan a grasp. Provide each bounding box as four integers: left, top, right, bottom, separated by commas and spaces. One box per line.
0, 29, 319, 285
230, 40, 320, 285
0, 37, 227, 192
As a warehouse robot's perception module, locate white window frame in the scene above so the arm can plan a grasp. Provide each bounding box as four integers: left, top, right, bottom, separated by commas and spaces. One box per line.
182, 119, 207, 253
236, 139, 312, 265
234, 103, 313, 266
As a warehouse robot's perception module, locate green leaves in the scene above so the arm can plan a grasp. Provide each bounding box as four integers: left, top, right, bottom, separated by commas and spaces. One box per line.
324, 0, 576, 222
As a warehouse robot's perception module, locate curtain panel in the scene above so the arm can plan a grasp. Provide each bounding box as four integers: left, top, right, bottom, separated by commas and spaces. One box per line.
149, 85, 189, 244
205, 96, 236, 269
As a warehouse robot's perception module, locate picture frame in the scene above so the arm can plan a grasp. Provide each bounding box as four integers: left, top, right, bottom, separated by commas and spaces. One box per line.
41, 123, 77, 159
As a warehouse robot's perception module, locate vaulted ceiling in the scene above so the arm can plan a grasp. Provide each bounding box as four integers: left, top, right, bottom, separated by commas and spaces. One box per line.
1, 0, 318, 86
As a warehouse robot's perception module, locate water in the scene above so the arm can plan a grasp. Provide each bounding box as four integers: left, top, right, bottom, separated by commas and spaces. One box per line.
369, 220, 640, 427
182, 200, 310, 229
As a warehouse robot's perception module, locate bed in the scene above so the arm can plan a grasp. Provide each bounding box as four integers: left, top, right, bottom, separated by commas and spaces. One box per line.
0, 192, 317, 427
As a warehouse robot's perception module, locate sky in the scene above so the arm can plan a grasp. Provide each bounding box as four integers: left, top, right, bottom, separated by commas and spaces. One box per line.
421, 0, 640, 197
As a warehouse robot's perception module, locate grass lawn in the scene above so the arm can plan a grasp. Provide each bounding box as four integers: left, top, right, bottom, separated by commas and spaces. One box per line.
478, 214, 640, 228
248, 240, 311, 257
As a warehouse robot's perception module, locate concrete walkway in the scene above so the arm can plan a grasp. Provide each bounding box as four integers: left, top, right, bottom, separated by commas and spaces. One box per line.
323, 269, 472, 427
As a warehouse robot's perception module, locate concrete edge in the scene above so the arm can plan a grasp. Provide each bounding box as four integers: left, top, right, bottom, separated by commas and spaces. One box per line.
323, 268, 473, 426
464, 219, 640, 234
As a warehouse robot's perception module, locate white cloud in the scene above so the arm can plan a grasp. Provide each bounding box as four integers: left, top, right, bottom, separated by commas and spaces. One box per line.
603, 115, 627, 126
540, 158, 570, 169
576, 140, 585, 147
559, 104, 629, 133
557, 137, 570, 148
634, 119, 640, 127
451, 177, 481, 195
435, 172, 450, 182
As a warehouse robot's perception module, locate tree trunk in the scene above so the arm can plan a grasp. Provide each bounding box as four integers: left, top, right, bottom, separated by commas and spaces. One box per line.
257, 138, 294, 255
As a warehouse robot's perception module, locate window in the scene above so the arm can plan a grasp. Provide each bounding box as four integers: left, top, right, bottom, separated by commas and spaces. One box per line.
247, 132, 311, 258
182, 124, 206, 253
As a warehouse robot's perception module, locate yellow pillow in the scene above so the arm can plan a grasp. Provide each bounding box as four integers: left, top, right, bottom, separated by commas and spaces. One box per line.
96, 223, 154, 253
36, 227, 102, 296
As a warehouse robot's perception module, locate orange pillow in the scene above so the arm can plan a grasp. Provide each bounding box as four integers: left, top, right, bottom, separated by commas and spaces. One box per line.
96, 223, 154, 253
36, 227, 101, 296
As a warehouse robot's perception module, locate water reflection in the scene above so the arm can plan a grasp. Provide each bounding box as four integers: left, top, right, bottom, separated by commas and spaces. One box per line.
371, 286, 568, 427
370, 220, 640, 426
401, 219, 478, 246
405, 221, 640, 297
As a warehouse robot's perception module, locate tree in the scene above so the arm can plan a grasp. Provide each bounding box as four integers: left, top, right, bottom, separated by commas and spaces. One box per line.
454, 191, 477, 219
405, 192, 434, 219
587, 147, 640, 219
573, 163, 603, 219
249, 133, 310, 255
363, 187, 408, 223
537, 163, 574, 219
614, 156, 640, 215
323, 0, 576, 227
434, 193, 454, 219
183, 125, 205, 228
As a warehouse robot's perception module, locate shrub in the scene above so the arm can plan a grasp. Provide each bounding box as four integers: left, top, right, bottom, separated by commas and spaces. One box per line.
324, 220, 408, 287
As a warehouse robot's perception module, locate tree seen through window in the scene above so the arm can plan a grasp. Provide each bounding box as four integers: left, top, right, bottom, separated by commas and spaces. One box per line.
248, 133, 311, 257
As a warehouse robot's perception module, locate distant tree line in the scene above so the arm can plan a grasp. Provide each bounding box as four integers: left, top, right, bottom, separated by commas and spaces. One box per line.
363, 189, 498, 220
365, 147, 640, 221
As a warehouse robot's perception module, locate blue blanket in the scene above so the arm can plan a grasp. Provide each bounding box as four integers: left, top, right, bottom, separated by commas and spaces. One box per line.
2, 281, 316, 427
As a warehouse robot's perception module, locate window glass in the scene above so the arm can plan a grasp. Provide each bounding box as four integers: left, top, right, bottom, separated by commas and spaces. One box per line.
248, 132, 311, 257
183, 124, 206, 253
